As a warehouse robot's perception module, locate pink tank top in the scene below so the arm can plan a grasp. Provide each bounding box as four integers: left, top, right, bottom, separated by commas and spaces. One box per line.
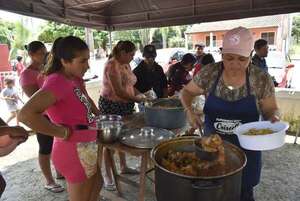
101, 59, 137, 102
19, 67, 45, 88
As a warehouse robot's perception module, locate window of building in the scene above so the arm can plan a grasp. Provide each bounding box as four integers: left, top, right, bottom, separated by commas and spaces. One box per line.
205, 35, 217, 47
261, 32, 275, 45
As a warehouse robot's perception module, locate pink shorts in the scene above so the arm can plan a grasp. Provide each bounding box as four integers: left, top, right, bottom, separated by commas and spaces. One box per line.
51, 130, 98, 183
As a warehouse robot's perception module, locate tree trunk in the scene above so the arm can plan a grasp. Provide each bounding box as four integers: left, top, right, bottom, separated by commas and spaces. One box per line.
161, 27, 169, 48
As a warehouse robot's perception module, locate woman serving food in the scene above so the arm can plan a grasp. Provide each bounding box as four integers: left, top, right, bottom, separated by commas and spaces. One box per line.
180, 27, 280, 201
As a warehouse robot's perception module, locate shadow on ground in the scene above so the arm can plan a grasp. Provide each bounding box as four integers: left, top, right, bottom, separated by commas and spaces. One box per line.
1, 143, 300, 201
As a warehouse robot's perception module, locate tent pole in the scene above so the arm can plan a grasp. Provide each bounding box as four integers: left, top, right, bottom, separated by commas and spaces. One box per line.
109, 31, 112, 53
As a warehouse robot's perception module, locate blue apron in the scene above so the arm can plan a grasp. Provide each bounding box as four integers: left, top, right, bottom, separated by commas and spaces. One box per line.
203, 64, 262, 191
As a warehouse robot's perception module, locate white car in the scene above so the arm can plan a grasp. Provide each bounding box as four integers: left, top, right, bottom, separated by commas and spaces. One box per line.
130, 48, 189, 72
266, 51, 295, 88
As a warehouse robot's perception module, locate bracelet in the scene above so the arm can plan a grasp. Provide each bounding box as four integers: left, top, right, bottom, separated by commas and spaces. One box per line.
62, 127, 70, 140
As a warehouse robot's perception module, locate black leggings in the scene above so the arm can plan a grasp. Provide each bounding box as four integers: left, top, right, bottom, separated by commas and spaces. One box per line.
0, 173, 6, 198
36, 115, 53, 155
36, 133, 53, 155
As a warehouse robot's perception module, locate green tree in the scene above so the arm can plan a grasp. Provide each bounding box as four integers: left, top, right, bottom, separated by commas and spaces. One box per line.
168, 36, 185, 48
161, 27, 169, 48
0, 20, 15, 48
93, 30, 108, 50
292, 15, 300, 44
112, 30, 141, 48
38, 22, 108, 50
38, 21, 85, 42
139, 28, 150, 48
10, 21, 30, 59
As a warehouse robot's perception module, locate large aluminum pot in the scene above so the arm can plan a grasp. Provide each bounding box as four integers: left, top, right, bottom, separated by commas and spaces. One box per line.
234, 121, 289, 150
151, 136, 247, 201
144, 98, 186, 129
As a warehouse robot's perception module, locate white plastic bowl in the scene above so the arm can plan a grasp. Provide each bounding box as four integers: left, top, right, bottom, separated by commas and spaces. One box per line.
234, 121, 289, 151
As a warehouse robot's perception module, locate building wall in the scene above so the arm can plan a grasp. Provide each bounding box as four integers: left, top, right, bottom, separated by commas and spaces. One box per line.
189, 27, 279, 50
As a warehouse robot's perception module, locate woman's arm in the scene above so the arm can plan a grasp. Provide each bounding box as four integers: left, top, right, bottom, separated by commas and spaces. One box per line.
21, 84, 39, 97
180, 80, 205, 128
181, 80, 204, 110
259, 95, 280, 122
0, 126, 28, 156
0, 140, 20, 157
18, 90, 67, 138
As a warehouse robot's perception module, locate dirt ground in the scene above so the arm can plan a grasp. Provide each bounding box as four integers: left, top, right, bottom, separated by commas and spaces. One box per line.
1, 134, 300, 201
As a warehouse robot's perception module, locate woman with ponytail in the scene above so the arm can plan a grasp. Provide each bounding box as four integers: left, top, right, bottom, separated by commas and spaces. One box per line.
19, 36, 103, 201
20, 40, 64, 193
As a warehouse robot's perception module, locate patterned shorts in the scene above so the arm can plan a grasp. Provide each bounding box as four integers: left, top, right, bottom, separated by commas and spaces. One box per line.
52, 140, 99, 183
98, 96, 134, 116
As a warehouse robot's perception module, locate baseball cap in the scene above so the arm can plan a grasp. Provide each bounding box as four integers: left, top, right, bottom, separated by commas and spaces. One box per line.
195, 43, 205, 48
143, 45, 157, 58
222, 26, 253, 57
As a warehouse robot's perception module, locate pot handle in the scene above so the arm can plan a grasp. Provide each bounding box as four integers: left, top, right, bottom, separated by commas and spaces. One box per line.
191, 180, 224, 190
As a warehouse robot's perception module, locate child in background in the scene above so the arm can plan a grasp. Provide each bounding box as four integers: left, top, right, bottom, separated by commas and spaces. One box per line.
1, 78, 20, 125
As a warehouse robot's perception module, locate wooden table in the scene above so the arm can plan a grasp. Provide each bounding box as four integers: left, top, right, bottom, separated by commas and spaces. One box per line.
99, 113, 188, 201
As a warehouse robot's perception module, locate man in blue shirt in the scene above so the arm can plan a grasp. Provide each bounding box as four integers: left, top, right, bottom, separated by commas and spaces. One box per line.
252, 39, 268, 72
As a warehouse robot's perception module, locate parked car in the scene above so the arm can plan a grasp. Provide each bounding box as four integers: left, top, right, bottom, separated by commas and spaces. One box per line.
266, 51, 295, 88
130, 51, 143, 69
130, 48, 188, 72
155, 48, 188, 72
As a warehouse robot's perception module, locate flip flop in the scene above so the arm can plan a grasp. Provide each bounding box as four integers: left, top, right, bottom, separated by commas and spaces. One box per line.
44, 183, 64, 193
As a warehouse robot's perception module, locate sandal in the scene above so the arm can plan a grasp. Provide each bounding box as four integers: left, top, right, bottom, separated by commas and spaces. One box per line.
104, 183, 116, 191
44, 183, 64, 193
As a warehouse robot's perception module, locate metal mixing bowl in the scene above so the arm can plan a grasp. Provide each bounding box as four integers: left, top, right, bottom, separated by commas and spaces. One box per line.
96, 115, 123, 143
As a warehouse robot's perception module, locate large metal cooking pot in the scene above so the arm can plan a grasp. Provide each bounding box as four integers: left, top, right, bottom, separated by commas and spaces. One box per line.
144, 98, 186, 129
151, 136, 247, 201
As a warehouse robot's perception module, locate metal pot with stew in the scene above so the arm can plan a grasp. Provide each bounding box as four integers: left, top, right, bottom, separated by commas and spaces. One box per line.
151, 135, 247, 201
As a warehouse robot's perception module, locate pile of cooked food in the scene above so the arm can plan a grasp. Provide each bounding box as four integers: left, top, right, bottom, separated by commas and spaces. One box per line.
243, 128, 274, 136
161, 134, 229, 177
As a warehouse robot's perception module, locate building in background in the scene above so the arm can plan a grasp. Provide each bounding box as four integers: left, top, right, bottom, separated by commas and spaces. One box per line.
186, 14, 291, 55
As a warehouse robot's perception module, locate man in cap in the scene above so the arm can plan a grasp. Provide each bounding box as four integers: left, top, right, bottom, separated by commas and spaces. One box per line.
252, 39, 269, 72
133, 44, 168, 100
194, 43, 206, 65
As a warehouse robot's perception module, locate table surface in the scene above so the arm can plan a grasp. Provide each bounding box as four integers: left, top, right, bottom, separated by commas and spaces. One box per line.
101, 112, 190, 152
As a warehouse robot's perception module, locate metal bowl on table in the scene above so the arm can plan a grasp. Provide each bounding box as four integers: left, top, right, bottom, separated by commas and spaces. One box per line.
96, 115, 123, 143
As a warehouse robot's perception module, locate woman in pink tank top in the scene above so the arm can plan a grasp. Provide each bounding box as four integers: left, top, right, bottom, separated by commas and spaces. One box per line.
98, 41, 147, 190
19, 41, 64, 193
19, 36, 103, 201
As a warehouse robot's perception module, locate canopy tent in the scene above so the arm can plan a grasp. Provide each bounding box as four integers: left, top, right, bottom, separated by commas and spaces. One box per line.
0, 0, 300, 31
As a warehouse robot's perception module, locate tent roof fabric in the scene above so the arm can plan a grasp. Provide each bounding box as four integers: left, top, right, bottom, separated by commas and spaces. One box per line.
186, 15, 282, 33
0, 0, 300, 30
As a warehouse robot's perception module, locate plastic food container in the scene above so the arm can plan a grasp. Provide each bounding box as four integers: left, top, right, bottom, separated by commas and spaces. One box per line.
234, 121, 289, 151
